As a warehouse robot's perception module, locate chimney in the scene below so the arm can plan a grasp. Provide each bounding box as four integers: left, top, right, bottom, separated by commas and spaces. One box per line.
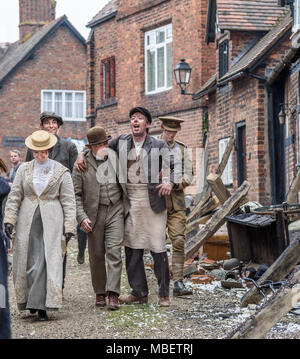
19, 0, 56, 42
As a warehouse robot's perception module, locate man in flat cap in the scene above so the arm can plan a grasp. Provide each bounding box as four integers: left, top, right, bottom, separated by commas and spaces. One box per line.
72, 127, 126, 310
26, 111, 85, 289
159, 116, 194, 297
75, 107, 181, 307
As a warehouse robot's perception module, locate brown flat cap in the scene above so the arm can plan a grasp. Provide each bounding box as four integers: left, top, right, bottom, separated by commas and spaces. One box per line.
86, 126, 111, 146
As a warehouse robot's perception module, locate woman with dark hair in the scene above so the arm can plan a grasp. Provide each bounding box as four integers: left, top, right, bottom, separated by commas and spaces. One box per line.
0, 158, 11, 338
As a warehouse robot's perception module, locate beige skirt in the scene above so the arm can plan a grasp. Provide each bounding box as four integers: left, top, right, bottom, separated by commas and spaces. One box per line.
123, 183, 167, 253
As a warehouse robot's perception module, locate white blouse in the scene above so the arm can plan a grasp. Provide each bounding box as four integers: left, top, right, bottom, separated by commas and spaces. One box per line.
33, 158, 55, 196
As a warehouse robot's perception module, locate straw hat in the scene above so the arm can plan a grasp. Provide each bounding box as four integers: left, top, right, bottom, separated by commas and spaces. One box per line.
25, 130, 57, 151
0, 158, 8, 173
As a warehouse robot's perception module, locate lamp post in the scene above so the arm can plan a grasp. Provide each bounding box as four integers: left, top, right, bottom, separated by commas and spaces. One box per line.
174, 59, 192, 95
278, 105, 286, 125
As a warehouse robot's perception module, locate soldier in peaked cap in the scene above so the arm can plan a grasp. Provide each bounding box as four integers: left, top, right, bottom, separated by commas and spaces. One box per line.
159, 116, 194, 297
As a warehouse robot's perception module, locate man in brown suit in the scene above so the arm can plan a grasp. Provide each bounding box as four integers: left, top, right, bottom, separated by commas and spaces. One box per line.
159, 116, 194, 297
72, 127, 125, 310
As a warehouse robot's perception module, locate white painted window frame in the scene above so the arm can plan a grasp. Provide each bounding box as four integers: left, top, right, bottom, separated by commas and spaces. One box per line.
219, 137, 233, 186
144, 23, 173, 95
293, 0, 300, 33
41, 90, 86, 122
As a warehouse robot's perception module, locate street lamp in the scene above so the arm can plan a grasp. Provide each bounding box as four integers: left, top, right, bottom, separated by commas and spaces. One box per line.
174, 59, 192, 95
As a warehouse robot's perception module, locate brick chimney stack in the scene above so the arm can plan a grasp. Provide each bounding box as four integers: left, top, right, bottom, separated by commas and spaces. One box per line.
19, 0, 56, 42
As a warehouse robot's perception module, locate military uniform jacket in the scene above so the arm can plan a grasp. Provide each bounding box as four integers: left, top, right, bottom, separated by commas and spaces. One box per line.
165, 140, 193, 212
109, 134, 181, 214
26, 135, 78, 172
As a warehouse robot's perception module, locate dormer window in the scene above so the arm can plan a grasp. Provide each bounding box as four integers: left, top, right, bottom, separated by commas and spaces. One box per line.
219, 40, 228, 78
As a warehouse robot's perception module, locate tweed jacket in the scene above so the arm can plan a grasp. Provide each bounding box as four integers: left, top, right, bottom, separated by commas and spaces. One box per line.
109, 134, 181, 214
72, 150, 129, 228
26, 135, 78, 171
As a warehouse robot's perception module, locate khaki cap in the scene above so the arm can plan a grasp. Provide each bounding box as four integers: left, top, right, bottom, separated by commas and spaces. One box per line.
25, 130, 57, 151
159, 116, 184, 132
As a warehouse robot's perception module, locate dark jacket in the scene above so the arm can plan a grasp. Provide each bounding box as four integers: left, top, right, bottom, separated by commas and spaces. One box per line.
0, 176, 11, 339
26, 135, 78, 171
109, 134, 180, 213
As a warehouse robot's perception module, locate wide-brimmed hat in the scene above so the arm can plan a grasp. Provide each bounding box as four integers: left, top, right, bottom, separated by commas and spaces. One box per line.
25, 130, 57, 151
129, 107, 152, 124
159, 116, 184, 132
86, 126, 111, 146
0, 158, 8, 173
40, 111, 63, 126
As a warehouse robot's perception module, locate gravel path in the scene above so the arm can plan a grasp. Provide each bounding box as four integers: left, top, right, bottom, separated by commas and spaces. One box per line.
7, 242, 300, 339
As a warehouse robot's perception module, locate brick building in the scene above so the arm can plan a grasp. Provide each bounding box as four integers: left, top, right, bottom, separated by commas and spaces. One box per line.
86, 0, 216, 194
194, 0, 300, 205
0, 0, 87, 166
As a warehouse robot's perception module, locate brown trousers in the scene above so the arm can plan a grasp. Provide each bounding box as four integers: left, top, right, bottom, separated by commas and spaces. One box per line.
167, 209, 186, 282
87, 200, 124, 296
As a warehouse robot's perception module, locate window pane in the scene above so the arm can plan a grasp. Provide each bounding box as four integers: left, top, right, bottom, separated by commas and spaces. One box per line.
54, 92, 62, 116
65, 93, 73, 118
147, 49, 155, 92
166, 42, 173, 88
157, 47, 165, 88
166, 25, 172, 39
156, 29, 165, 44
43, 92, 52, 111
75, 93, 84, 119
147, 33, 155, 46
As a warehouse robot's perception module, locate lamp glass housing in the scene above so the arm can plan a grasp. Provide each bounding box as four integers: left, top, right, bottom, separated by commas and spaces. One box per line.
174, 59, 192, 93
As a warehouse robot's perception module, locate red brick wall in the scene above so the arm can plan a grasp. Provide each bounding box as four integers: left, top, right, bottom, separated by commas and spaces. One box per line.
89, 0, 215, 195
205, 25, 300, 205
19, 0, 56, 41
0, 25, 87, 166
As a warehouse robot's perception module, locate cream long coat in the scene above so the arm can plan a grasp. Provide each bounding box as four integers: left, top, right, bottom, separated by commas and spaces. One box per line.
4, 160, 76, 310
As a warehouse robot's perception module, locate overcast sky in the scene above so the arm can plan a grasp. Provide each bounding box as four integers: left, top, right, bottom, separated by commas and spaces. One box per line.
0, 0, 110, 43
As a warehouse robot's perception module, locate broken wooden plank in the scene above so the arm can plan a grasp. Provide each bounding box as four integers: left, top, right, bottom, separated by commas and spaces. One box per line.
230, 268, 300, 339
287, 169, 300, 204
187, 188, 212, 223
216, 136, 235, 176
207, 173, 231, 204
241, 236, 300, 307
185, 181, 251, 260
186, 213, 213, 234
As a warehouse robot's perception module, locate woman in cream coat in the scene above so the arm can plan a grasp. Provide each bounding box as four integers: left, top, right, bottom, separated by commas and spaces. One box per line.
4, 130, 76, 321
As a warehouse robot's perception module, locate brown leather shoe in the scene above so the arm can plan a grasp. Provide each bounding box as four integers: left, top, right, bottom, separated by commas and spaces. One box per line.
95, 294, 106, 307
108, 292, 119, 310
119, 293, 148, 304
158, 296, 170, 307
